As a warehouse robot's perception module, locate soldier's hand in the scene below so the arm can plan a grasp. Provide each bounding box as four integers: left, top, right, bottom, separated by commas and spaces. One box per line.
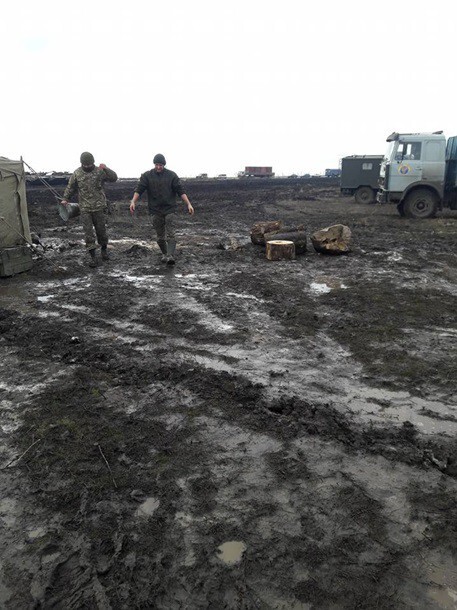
99, 163, 107, 170
129, 201, 136, 215
188, 204, 194, 216
61, 199, 69, 206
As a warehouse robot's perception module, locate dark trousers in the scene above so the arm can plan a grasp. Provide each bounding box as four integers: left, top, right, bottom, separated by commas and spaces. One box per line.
152, 213, 176, 241
81, 211, 108, 251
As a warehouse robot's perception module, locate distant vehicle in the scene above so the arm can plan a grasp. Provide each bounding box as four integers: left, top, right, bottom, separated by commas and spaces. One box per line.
196, 173, 208, 179
288, 174, 299, 179
325, 168, 341, 178
378, 131, 457, 218
217, 174, 227, 179
239, 166, 274, 178
340, 155, 383, 204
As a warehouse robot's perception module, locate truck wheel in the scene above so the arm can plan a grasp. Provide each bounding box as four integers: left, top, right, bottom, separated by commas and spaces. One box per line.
354, 186, 375, 205
403, 189, 438, 219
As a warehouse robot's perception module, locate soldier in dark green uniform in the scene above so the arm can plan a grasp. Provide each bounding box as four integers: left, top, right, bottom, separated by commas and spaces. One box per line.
129, 154, 194, 265
62, 152, 118, 267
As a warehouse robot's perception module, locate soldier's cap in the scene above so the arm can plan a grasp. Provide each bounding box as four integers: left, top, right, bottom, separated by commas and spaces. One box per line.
80, 152, 95, 165
153, 153, 166, 166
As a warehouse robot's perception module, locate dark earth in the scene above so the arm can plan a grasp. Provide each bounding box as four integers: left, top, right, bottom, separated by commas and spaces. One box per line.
1, 177, 457, 609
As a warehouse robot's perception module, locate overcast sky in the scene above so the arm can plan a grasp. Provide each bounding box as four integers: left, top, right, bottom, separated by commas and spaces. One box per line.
2, 0, 456, 178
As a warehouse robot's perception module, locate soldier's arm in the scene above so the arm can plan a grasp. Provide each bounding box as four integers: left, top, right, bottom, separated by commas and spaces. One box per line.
129, 174, 148, 212
62, 172, 77, 202
99, 165, 118, 183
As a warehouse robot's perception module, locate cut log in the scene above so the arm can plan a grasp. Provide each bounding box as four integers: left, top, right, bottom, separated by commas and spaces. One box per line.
311, 224, 352, 255
266, 240, 296, 261
250, 220, 283, 245
257, 223, 305, 245
264, 231, 307, 254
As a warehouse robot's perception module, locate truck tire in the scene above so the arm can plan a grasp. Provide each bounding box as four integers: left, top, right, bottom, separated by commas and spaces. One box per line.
403, 189, 438, 219
354, 186, 375, 205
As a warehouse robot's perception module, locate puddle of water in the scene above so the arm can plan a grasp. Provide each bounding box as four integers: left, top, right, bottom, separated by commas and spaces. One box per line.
37, 295, 54, 302
310, 276, 348, 295
28, 527, 46, 540
135, 497, 160, 518
426, 555, 457, 609
225, 292, 264, 302
342, 381, 457, 435
217, 541, 247, 565
310, 282, 331, 294
58, 304, 92, 314
120, 274, 163, 284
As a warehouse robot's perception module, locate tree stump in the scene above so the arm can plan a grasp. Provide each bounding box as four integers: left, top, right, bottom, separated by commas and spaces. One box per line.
266, 240, 296, 261
264, 231, 307, 254
250, 221, 283, 245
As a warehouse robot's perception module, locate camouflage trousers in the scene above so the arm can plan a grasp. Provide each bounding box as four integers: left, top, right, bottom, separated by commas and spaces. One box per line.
81, 210, 108, 251
152, 213, 176, 241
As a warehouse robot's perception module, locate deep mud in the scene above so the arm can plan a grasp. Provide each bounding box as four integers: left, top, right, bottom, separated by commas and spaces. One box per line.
1, 178, 457, 609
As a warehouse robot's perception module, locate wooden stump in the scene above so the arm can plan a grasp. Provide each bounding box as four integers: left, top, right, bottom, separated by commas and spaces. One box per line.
266, 240, 295, 261
264, 231, 307, 254
250, 221, 283, 245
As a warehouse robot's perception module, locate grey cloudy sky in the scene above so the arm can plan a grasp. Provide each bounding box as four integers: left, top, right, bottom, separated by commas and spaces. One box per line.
2, 0, 456, 178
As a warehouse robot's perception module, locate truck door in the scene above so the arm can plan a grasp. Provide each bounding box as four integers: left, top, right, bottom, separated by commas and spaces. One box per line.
421, 139, 445, 184
388, 141, 423, 192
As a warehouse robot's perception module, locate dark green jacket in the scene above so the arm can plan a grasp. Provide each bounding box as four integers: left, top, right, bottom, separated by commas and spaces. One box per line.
134, 168, 185, 215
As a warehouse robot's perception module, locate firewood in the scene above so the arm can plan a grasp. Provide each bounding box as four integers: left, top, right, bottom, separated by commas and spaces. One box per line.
266, 240, 295, 261
264, 231, 307, 254
250, 221, 282, 245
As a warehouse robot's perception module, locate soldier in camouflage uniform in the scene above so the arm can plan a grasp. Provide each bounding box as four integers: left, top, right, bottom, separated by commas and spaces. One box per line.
62, 152, 118, 267
129, 153, 194, 265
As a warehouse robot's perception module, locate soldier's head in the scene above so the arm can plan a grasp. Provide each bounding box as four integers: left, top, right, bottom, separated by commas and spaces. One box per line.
80, 152, 95, 172
153, 153, 166, 173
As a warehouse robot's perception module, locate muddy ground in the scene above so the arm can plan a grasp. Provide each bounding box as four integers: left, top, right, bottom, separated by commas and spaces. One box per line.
1, 177, 457, 609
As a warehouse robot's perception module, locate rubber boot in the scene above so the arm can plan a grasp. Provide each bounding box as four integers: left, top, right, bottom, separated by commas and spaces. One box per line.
101, 245, 110, 261
166, 240, 176, 265
88, 249, 98, 268
157, 239, 168, 263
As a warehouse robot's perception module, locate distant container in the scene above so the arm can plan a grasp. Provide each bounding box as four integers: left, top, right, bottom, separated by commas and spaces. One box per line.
340, 155, 383, 204
240, 166, 274, 178
325, 168, 341, 178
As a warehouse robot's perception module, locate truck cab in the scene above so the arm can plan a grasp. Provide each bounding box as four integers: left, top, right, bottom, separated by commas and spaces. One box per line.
377, 131, 447, 218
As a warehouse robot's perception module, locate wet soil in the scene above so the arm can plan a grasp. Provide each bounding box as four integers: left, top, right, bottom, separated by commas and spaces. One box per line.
1, 178, 457, 609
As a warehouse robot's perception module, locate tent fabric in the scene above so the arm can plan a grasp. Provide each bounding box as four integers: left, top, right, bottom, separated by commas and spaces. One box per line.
0, 157, 32, 248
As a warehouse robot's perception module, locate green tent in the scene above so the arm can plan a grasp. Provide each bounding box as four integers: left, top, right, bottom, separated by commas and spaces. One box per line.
0, 156, 32, 248
0, 157, 33, 276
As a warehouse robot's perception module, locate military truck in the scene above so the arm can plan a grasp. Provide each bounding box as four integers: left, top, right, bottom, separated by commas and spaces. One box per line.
340, 155, 383, 204
377, 131, 457, 218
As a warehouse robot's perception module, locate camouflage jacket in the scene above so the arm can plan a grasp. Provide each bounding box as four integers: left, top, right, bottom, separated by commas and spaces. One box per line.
63, 166, 118, 212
